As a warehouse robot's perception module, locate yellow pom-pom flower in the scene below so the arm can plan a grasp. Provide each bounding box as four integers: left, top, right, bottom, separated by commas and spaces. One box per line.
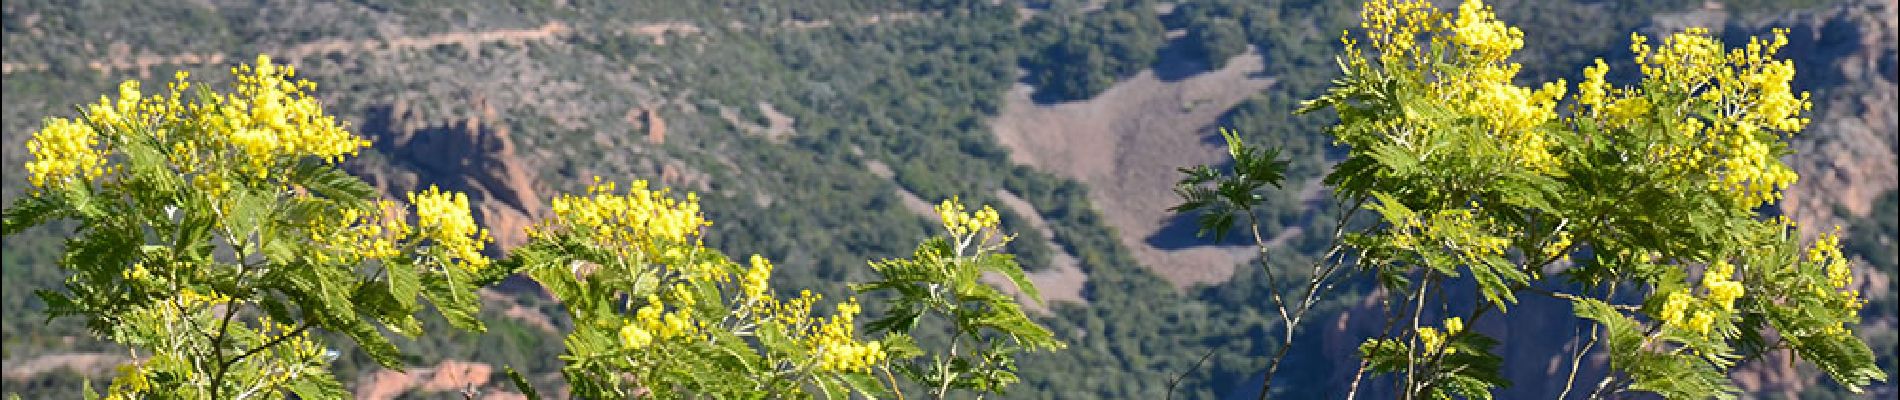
410, 186, 492, 271
24, 118, 108, 189
1659, 290, 1693, 328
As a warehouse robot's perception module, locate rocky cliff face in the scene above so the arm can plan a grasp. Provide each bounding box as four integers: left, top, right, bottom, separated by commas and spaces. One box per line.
1738, 0, 1897, 397
349, 95, 547, 252
354, 359, 529, 399
1773, 0, 1898, 238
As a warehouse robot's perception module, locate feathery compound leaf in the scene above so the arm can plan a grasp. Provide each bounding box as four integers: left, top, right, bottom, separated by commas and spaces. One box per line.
1787, 329, 1885, 391
286, 372, 349, 399
506, 366, 544, 400
977, 253, 1040, 305
422, 266, 487, 332
1, 195, 63, 236
118, 137, 179, 194
841, 372, 891, 398
384, 258, 421, 311
288, 160, 376, 208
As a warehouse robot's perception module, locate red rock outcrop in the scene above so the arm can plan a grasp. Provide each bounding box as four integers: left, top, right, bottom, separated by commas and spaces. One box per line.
354, 359, 527, 399
354, 95, 547, 252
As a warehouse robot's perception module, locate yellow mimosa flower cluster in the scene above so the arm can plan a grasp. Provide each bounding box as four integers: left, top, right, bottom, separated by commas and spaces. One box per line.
811, 298, 886, 373
1359, 0, 1439, 64
1701, 260, 1745, 311
633, 294, 698, 344
1685, 311, 1717, 335
1578, 59, 1612, 107
763, 290, 826, 328
1449, 0, 1523, 63
1416, 317, 1465, 355
24, 118, 108, 189
1417, 325, 1443, 352
104, 363, 153, 400
622, 282, 716, 350
1388, 207, 1512, 264
743, 254, 775, 303
85, 80, 151, 132
28, 55, 373, 193
1470, 79, 1566, 171
410, 186, 492, 271
251, 318, 326, 390
1541, 231, 1572, 261
307, 200, 410, 264
1587, 28, 1811, 209
1809, 231, 1853, 290
935, 197, 1002, 237
259, 317, 325, 359
538, 180, 893, 380
1803, 232, 1866, 328
177, 287, 236, 307
1351, 0, 1565, 172
201, 55, 367, 177
1658, 286, 1724, 336
541, 178, 710, 260
1658, 290, 1697, 332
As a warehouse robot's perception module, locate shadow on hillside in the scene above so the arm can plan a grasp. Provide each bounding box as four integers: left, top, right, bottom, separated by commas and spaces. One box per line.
1153, 33, 1215, 82
1723, 10, 1869, 105
1024, 78, 1071, 105
1147, 211, 1256, 250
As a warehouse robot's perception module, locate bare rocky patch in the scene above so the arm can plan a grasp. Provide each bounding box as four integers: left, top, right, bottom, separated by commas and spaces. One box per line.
984, 189, 1089, 313
990, 50, 1275, 290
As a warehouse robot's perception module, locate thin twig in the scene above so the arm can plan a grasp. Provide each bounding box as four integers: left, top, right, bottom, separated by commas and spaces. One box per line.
1559, 322, 1601, 400
883, 366, 907, 400
1254, 194, 1367, 399
1347, 272, 1417, 400
1558, 281, 1614, 400
208, 222, 257, 400
1168, 347, 1221, 400
221, 321, 315, 372
1400, 274, 1433, 400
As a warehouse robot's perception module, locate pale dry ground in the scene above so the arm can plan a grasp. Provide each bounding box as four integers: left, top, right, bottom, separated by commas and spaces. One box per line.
990, 50, 1276, 290
863, 159, 938, 218
717, 102, 799, 141
986, 188, 1090, 312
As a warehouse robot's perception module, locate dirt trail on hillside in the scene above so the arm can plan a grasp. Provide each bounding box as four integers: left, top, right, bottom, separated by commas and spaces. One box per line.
1, 11, 929, 77
991, 50, 1275, 290
3, 21, 603, 77
987, 189, 1089, 311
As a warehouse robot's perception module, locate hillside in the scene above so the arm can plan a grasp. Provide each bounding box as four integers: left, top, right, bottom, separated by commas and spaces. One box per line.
3, 0, 1894, 398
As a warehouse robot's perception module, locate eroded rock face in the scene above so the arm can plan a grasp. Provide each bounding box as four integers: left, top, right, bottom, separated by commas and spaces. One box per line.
1735, 0, 1898, 396
354, 359, 526, 399
351, 94, 546, 252
1772, 0, 1898, 238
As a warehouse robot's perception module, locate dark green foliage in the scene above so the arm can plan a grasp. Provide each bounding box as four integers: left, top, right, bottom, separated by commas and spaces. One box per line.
1172, 128, 1291, 242
1021, 0, 1166, 102
1188, 17, 1249, 69
858, 234, 1064, 397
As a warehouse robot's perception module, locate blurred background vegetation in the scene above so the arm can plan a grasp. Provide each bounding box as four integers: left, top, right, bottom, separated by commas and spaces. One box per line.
2, 0, 1891, 398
